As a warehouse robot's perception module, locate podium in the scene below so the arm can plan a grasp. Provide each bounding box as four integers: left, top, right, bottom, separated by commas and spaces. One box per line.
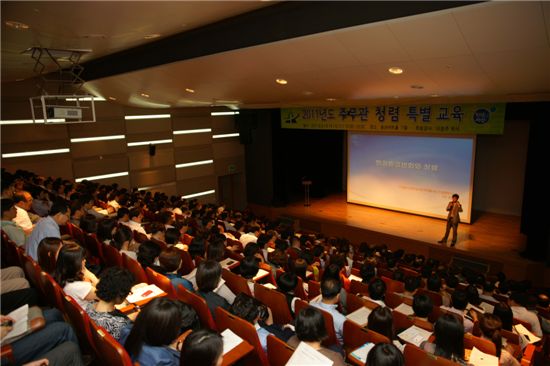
302, 180, 312, 207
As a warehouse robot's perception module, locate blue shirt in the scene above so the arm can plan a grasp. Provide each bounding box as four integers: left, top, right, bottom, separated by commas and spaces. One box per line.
310, 301, 346, 345
255, 323, 272, 353
25, 216, 60, 261
165, 273, 194, 292
119, 325, 180, 366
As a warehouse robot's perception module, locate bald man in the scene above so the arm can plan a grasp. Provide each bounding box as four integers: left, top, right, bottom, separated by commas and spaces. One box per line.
12, 192, 34, 234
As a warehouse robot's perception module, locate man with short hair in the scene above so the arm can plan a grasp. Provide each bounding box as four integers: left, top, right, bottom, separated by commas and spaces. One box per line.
239, 225, 260, 248
12, 191, 34, 233
25, 201, 70, 261
510, 292, 542, 337
310, 277, 346, 344
1, 198, 26, 246
80, 194, 108, 219
440, 289, 474, 333
121, 207, 148, 236
438, 193, 463, 247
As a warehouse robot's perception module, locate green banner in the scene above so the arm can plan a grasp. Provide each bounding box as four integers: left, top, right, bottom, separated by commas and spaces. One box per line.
281, 103, 505, 134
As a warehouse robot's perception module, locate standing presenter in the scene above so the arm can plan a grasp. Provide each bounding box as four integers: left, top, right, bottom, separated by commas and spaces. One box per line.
438, 194, 462, 247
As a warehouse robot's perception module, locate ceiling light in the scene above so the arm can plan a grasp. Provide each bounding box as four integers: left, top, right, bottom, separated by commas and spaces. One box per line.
182, 189, 216, 199
303, 91, 313, 96
70, 135, 125, 143
127, 139, 173, 147
211, 111, 240, 116
173, 128, 212, 135
5, 20, 30, 30
388, 67, 403, 75
326, 98, 336, 102
140, 93, 150, 98
410, 85, 424, 89
65, 96, 106, 102
0, 118, 65, 125
276, 79, 288, 85
212, 133, 239, 139
144, 33, 161, 39
124, 114, 170, 120
75, 171, 129, 183
175, 160, 214, 169
2, 148, 70, 158
185, 88, 195, 93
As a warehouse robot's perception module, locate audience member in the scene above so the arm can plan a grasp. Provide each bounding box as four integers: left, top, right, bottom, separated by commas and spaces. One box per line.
310, 278, 345, 345
366, 343, 405, 366
26, 200, 70, 261
37, 237, 63, 275
422, 313, 467, 365
1, 198, 25, 246
180, 329, 223, 366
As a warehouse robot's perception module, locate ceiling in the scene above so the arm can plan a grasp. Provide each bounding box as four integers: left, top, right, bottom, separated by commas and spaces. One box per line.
2, 1, 550, 109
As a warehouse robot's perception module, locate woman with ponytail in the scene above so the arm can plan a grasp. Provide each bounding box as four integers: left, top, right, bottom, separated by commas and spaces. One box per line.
479, 314, 520, 366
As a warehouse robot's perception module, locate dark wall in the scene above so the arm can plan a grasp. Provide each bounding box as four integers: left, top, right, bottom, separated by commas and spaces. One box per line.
242, 109, 344, 206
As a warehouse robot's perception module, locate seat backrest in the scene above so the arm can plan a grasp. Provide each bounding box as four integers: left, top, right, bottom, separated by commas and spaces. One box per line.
151, 238, 168, 251
175, 248, 195, 275
307, 280, 321, 300
294, 300, 339, 347
102, 243, 123, 267
520, 343, 536, 366
84, 233, 104, 262
392, 309, 415, 333
215, 307, 269, 366
62, 295, 95, 354
403, 344, 461, 366
294, 276, 308, 301
381, 276, 405, 296
40, 271, 65, 310
222, 269, 252, 297
21, 254, 43, 292
122, 253, 148, 284
397, 266, 421, 278
176, 285, 217, 330
349, 280, 370, 296
133, 230, 149, 244
386, 291, 404, 309
266, 334, 294, 366
70, 224, 86, 246
464, 333, 497, 355
254, 283, 293, 325
89, 322, 133, 366
343, 320, 390, 353
182, 233, 194, 245
417, 288, 443, 307
145, 267, 177, 299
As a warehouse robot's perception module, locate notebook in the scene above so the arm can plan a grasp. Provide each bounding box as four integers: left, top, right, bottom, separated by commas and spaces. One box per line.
0, 304, 29, 345
219, 257, 238, 269
221, 328, 243, 355
469, 346, 499, 366
514, 323, 541, 344
397, 325, 432, 347
253, 268, 270, 281
345, 306, 371, 326
348, 274, 363, 282
286, 341, 333, 366
479, 302, 495, 314
263, 283, 277, 290
350, 342, 375, 364
394, 303, 414, 316
126, 284, 164, 303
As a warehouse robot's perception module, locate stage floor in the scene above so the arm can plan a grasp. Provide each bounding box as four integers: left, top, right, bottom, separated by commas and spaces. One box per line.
249, 194, 549, 286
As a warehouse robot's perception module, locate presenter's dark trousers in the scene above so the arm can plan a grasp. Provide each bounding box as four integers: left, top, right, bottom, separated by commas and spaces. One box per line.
442, 218, 458, 244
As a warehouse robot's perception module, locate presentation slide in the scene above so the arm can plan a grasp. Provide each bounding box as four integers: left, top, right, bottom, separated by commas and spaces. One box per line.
347, 133, 474, 223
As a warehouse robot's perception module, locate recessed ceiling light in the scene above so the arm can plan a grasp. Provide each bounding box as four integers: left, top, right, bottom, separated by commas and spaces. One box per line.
388, 67, 403, 75
410, 85, 424, 89
303, 91, 313, 96
326, 98, 336, 102
275, 78, 288, 85
185, 88, 195, 93
143, 33, 161, 40
5, 20, 30, 30
140, 93, 150, 98
108, 96, 117, 101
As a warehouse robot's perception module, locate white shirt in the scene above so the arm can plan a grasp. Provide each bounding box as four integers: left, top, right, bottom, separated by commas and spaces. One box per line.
64, 280, 93, 308
13, 206, 33, 231
86, 207, 108, 219
511, 306, 543, 337
108, 200, 121, 210
122, 220, 148, 237
239, 232, 257, 248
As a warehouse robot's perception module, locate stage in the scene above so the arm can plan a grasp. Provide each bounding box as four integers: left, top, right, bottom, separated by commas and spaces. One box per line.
249, 194, 550, 287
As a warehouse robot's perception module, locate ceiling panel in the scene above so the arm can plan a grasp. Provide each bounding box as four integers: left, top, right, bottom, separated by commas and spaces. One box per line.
453, 2, 549, 54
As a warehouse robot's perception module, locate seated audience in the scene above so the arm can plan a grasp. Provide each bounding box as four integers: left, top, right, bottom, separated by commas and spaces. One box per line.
79, 214, 98, 234
287, 307, 346, 366
229, 293, 274, 352
12, 191, 34, 233
137, 240, 163, 272
509, 291, 542, 337
122, 208, 147, 236
412, 293, 434, 322
122, 298, 191, 365
180, 329, 223, 366
37, 237, 63, 275
165, 227, 186, 250
400, 276, 421, 299
196, 260, 230, 317
158, 247, 194, 292
26, 200, 70, 261
150, 222, 166, 243
310, 277, 345, 345
239, 255, 260, 295
96, 218, 117, 245
276, 272, 300, 315
441, 289, 474, 333
80, 194, 108, 219
1, 198, 25, 246
493, 301, 515, 332
239, 225, 260, 248
421, 313, 467, 365
69, 200, 85, 227
367, 306, 405, 351
479, 314, 520, 366
427, 274, 451, 307
54, 242, 98, 307
85, 267, 134, 340
366, 343, 404, 366
366, 278, 387, 307
111, 225, 137, 260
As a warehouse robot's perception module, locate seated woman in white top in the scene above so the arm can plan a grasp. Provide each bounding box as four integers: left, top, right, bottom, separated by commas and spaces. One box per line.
479, 314, 520, 366
54, 242, 98, 308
